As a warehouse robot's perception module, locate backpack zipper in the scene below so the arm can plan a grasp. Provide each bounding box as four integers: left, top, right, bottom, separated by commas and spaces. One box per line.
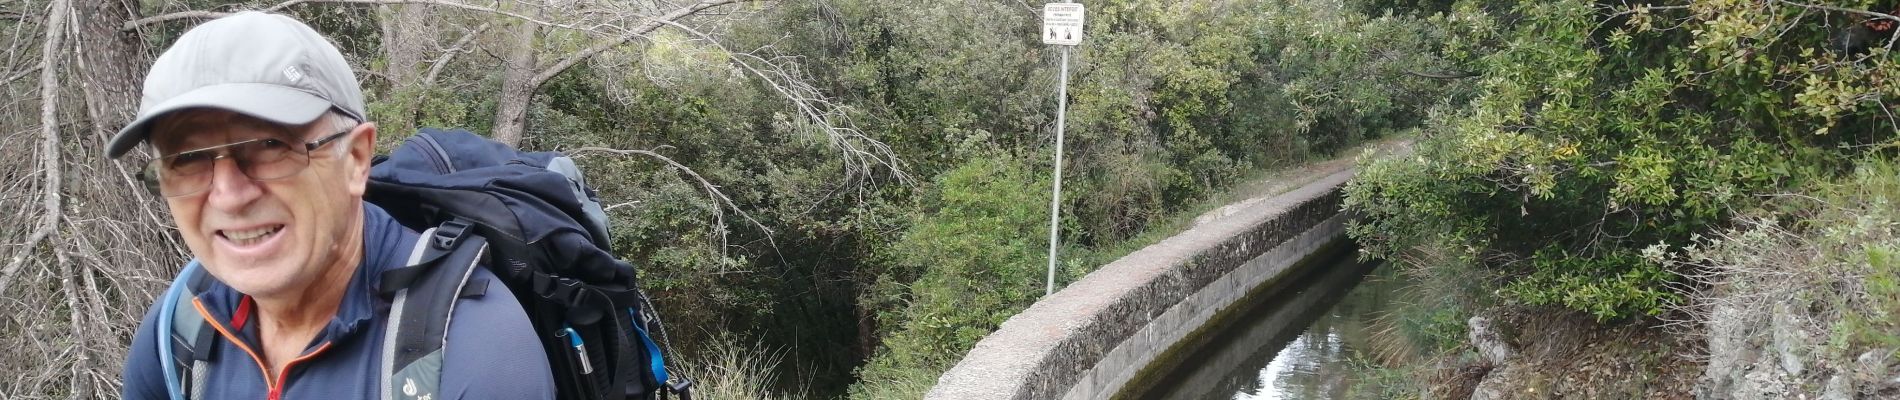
412, 133, 457, 174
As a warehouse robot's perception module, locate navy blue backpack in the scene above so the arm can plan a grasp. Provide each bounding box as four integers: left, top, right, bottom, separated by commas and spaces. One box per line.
154, 128, 690, 400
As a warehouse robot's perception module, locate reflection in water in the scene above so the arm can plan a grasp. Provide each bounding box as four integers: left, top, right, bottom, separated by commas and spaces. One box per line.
1241, 328, 1346, 400
1124, 246, 1398, 400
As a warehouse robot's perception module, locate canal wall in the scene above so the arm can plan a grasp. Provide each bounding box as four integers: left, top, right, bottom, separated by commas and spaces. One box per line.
924, 168, 1355, 400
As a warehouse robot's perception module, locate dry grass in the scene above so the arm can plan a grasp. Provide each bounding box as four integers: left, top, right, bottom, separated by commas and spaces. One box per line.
673, 335, 805, 400
1665, 158, 1900, 398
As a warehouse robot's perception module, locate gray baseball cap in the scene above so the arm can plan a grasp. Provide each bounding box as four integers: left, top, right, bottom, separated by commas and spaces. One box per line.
105, 11, 367, 158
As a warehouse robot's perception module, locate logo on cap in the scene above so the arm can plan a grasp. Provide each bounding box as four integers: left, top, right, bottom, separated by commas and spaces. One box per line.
283, 65, 305, 83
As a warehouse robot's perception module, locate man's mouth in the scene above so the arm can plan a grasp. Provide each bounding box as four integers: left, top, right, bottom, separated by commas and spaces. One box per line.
219, 224, 285, 246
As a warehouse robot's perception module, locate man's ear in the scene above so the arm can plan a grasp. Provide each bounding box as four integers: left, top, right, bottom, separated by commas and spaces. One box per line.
345, 122, 378, 197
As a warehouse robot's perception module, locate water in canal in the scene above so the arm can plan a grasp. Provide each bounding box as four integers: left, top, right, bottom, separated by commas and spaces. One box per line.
1121, 245, 1400, 400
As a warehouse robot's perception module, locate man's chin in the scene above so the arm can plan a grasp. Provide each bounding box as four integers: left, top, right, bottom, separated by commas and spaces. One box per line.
204, 260, 301, 297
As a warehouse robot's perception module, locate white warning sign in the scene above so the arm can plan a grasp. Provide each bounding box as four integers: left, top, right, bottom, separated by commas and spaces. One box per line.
1042, 3, 1085, 46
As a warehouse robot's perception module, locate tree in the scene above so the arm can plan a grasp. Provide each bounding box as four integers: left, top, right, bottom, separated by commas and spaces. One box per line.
0, 0, 181, 397
0, 0, 908, 397
1345, 0, 1900, 321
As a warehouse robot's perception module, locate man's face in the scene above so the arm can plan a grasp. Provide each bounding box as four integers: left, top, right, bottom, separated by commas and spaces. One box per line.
148, 109, 375, 299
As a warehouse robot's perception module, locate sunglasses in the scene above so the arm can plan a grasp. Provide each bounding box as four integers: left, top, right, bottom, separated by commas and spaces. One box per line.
140, 124, 356, 197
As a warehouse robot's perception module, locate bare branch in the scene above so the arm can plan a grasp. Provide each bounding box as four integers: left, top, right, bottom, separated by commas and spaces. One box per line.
423, 21, 492, 86
1, 65, 39, 87
0, 0, 69, 300
56, 229, 87, 399
645, 17, 910, 185
1771, 0, 1900, 24
529, 0, 742, 87
566, 146, 778, 263
567, 146, 771, 235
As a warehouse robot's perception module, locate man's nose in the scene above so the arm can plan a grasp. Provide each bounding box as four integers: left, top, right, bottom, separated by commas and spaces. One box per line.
204, 155, 263, 210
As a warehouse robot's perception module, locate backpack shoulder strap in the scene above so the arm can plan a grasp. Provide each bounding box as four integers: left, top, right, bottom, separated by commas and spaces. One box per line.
380, 221, 489, 400
158, 262, 215, 400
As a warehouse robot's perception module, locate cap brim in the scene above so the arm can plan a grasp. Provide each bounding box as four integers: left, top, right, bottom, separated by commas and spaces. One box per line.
106, 83, 333, 158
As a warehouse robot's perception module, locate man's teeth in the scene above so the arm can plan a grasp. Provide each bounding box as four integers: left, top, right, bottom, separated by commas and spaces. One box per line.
224, 225, 281, 244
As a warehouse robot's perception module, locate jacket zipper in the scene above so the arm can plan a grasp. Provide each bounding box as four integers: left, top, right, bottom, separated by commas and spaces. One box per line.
192, 298, 336, 400
267, 342, 334, 400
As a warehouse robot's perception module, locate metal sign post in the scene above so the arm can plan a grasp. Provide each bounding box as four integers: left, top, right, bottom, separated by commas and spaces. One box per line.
1043, 2, 1083, 296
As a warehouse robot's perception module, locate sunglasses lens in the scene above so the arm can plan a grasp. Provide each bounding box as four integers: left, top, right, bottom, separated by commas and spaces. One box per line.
237, 139, 306, 181
148, 138, 311, 197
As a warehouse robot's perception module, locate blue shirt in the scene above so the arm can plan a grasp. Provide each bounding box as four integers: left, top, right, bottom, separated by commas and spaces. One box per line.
122, 203, 555, 399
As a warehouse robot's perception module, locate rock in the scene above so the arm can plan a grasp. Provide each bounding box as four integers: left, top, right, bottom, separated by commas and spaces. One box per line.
1772, 302, 1808, 376
1738, 366, 1791, 400
1469, 384, 1505, 400
1469, 316, 1516, 365
1859, 349, 1893, 380
1699, 301, 1758, 399
1821, 375, 1852, 400
1470, 363, 1527, 400
1697, 299, 1805, 400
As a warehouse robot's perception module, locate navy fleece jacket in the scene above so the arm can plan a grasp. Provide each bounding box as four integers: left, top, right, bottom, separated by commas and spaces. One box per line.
121, 203, 554, 399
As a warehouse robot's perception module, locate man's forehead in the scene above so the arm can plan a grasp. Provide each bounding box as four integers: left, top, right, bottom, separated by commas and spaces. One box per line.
150, 109, 298, 150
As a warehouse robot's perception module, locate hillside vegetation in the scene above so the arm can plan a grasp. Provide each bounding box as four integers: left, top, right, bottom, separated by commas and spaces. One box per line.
1342, 0, 1899, 397
3, 0, 1892, 398
0, 0, 1450, 397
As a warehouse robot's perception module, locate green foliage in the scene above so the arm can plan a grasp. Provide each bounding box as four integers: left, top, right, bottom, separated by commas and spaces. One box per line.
1813, 159, 1900, 352
1847, 243, 1900, 349
1393, 289, 1478, 353
1681, 156, 1900, 376
1501, 249, 1679, 322
286, 0, 1454, 394
788, 0, 1456, 395
368, 84, 497, 148
1346, 0, 1897, 321
852, 156, 1049, 399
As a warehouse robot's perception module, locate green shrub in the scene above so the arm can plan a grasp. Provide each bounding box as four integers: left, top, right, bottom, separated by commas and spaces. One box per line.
1814, 159, 1900, 352
1346, 0, 1895, 321
1501, 249, 1679, 322
851, 155, 1051, 398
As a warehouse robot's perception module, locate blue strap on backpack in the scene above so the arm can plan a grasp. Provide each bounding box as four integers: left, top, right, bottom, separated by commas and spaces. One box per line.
155, 261, 218, 400
154, 262, 194, 400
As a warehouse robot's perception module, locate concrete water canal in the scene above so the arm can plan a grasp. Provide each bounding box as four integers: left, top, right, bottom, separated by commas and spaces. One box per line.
925, 167, 1360, 400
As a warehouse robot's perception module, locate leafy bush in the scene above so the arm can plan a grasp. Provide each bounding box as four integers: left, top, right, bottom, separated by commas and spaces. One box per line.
1501, 249, 1679, 322
1346, 0, 1896, 321
1800, 158, 1900, 353
852, 155, 1049, 399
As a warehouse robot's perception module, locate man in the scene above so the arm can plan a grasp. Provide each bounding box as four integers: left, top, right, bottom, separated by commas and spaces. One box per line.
112, 12, 554, 399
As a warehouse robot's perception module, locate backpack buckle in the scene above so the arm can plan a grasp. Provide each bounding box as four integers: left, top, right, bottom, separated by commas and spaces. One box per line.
662, 378, 693, 400
433, 219, 473, 250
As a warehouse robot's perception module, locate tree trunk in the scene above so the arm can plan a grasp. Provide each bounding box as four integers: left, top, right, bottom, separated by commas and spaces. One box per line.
379, 3, 436, 133
491, 16, 539, 148
72, 0, 144, 135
